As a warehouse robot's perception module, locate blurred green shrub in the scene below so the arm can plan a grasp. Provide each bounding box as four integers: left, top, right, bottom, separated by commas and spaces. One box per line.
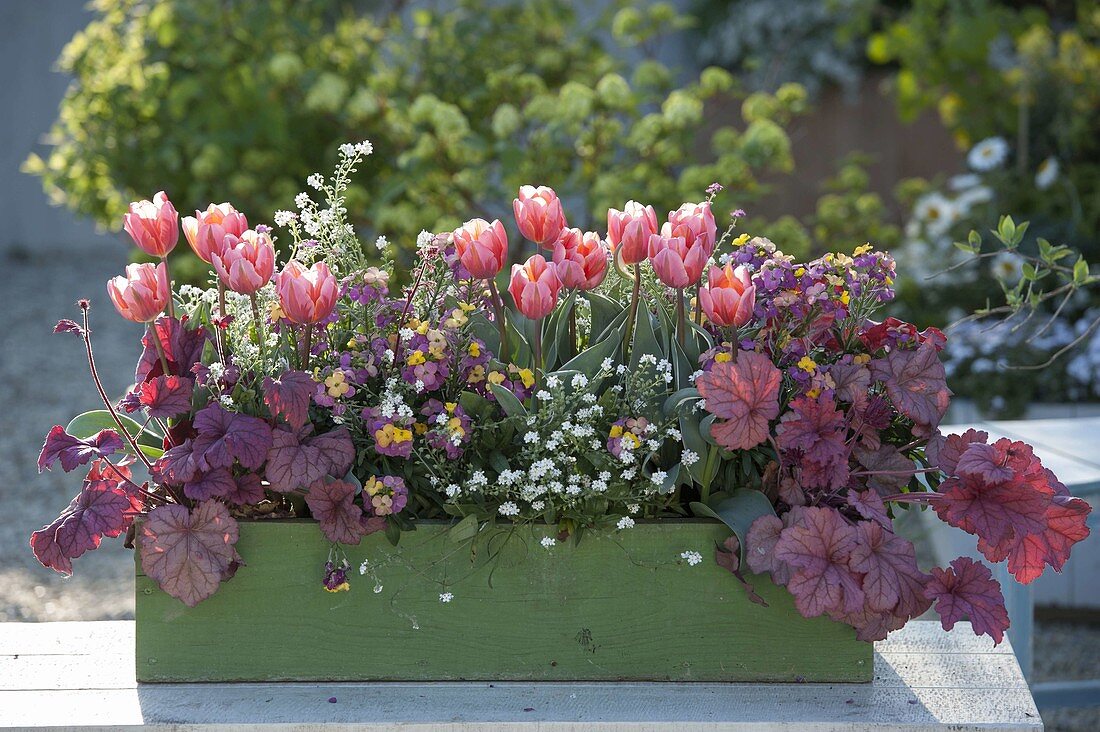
25, 0, 808, 262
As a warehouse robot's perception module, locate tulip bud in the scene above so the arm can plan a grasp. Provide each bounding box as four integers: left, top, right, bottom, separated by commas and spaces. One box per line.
607, 201, 658, 265
106, 262, 170, 323
508, 254, 562, 320
123, 191, 178, 258
699, 264, 756, 327
212, 229, 276, 295
182, 203, 249, 263
552, 229, 608, 291
275, 260, 338, 324
452, 218, 509, 280
512, 185, 566, 247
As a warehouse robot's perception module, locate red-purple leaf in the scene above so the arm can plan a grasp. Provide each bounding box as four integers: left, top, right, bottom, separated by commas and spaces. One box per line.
265, 429, 329, 493
310, 427, 355, 477
954, 442, 1015, 483
54, 319, 85, 337
870, 342, 951, 436
138, 375, 194, 418
776, 396, 850, 490
183, 467, 236, 501
30, 480, 137, 575
850, 522, 931, 615
696, 351, 782, 451
263, 371, 314, 429
853, 444, 915, 493
715, 535, 740, 574
774, 507, 864, 617
224, 473, 265, 505
828, 359, 871, 409
934, 472, 1051, 549
305, 478, 367, 545
987, 495, 1092, 584
848, 489, 891, 529
924, 557, 1009, 644
139, 501, 240, 607
745, 514, 788, 584
136, 316, 209, 382
191, 403, 273, 471
926, 428, 989, 475
152, 440, 198, 485
38, 426, 124, 473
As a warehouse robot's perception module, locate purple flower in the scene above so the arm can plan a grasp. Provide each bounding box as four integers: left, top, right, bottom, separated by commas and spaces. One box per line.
365, 475, 408, 516
322, 559, 350, 592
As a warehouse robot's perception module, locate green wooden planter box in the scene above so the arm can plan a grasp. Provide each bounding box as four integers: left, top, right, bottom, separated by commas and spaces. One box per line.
135, 519, 872, 683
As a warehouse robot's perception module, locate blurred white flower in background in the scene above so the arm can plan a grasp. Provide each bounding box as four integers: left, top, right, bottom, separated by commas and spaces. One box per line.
1035, 157, 1060, 190
913, 192, 959, 238
968, 137, 1009, 171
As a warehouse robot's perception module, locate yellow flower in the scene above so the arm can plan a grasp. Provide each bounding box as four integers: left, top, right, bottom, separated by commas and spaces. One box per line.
487, 371, 506, 386
807, 387, 821, 398
444, 308, 468, 328
445, 402, 458, 413
458, 301, 476, 312
467, 365, 486, 384
625, 433, 641, 448
714, 351, 732, 363
375, 424, 413, 447
407, 350, 427, 366
447, 417, 466, 437
732, 233, 750, 247
268, 302, 286, 321
517, 368, 535, 389
794, 267, 806, 277
609, 424, 624, 438
854, 243, 873, 256
364, 476, 382, 496
468, 342, 481, 357
840, 290, 851, 306
797, 356, 817, 373
413, 422, 428, 435
853, 353, 871, 365
324, 581, 350, 593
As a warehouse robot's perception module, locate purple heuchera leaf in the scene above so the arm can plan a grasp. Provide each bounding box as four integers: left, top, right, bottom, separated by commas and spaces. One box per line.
924, 557, 1009, 644
934, 467, 1051, 550
136, 315, 209, 383
138, 375, 194, 418
745, 514, 787, 583
849, 521, 931, 616
776, 396, 850, 490
305, 478, 367, 545
54, 319, 85, 337
774, 507, 864, 617
980, 493, 1092, 584
139, 500, 240, 607
847, 489, 891, 529
853, 444, 914, 493
870, 342, 951, 436
38, 426, 124, 473
695, 351, 782, 451
265, 426, 355, 493
30, 478, 138, 575
828, 359, 871, 409
153, 440, 198, 485
926, 428, 989, 475
224, 473, 265, 505
183, 467, 236, 501
955, 442, 1016, 484
263, 371, 314, 429
191, 403, 273, 471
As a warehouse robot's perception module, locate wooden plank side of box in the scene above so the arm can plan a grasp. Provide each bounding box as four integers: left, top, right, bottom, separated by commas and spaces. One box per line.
135, 520, 871, 683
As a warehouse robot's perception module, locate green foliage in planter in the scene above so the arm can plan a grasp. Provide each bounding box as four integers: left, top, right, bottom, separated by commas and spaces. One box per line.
24, 0, 807, 264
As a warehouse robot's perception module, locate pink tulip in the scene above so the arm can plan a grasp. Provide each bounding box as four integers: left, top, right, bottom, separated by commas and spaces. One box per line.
607, 201, 658, 265
452, 218, 508, 279
508, 254, 562, 320
182, 203, 249, 263
123, 191, 179, 258
667, 201, 717, 257
106, 262, 170, 323
275, 260, 338, 324
648, 227, 710, 289
212, 229, 276, 295
699, 264, 756, 328
552, 229, 608, 291
512, 185, 566, 247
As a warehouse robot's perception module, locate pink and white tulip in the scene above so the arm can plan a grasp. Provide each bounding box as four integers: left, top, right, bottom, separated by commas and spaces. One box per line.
106, 262, 170, 323
275, 260, 338, 324
452, 218, 508, 279
123, 191, 179, 258
182, 203, 249, 264
607, 201, 658, 266
699, 263, 756, 327
212, 229, 276, 296
512, 185, 566, 247
552, 229, 608, 291
647, 228, 709, 289
508, 254, 562, 320
667, 201, 717, 257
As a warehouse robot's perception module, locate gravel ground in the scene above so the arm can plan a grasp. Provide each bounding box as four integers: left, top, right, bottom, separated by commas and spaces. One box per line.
1, 241, 1097, 729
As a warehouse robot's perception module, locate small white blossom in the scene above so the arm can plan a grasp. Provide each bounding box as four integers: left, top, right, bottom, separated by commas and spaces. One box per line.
540, 536, 556, 548
682, 450, 699, 466
628, 503, 640, 515
531, 500, 545, 511
416, 230, 434, 250
601, 357, 614, 371
650, 470, 667, 486
307, 173, 324, 190
439, 592, 454, 603
617, 517, 635, 530
294, 192, 312, 209
359, 560, 369, 575
571, 374, 588, 389
498, 501, 520, 517
545, 375, 560, 389
273, 210, 297, 227
536, 390, 552, 401
218, 394, 235, 409
375, 235, 389, 251
681, 550, 703, 566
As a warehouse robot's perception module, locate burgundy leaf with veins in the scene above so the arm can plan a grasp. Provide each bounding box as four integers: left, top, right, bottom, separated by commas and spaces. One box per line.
139, 501, 240, 607
828, 359, 871, 409
745, 514, 788, 584
153, 440, 198, 485
310, 427, 355, 477
695, 351, 782, 451
934, 471, 1051, 549
982, 494, 1092, 584
183, 467, 236, 501
774, 507, 864, 617
138, 375, 195, 418
38, 426, 124, 473
224, 473, 265, 505
263, 371, 314, 429
305, 478, 367, 545
266, 426, 355, 492
191, 403, 273, 471
136, 315, 209, 383
924, 557, 1009, 644
849, 521, 931, 615
30, 479, 138, 575
54, 319, 85, 337
925, 428, 989, 474
870, 342, 951, 436
847, 488, 891, 529
776, 396, 850, 490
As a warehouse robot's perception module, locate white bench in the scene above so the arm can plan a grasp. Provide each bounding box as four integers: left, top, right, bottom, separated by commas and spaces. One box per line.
0, 620, 1041, 730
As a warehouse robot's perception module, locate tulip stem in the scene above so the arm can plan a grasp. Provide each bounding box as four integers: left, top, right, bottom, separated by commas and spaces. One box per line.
625, 263, 641, 357
694, 284, 703, 326
533, 321, 543, 391
486, 278, 510, 363
150, 324, 172, 378
249, 294, 267, 368
161, 256, 176, 320
302, 325, 313, 372
568, 302, 577, 358
676, 289, 686, 348
216, 281, 227, 320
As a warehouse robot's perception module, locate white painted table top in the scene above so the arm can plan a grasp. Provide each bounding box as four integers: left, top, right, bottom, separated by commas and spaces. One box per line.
0, 620, 1041, 731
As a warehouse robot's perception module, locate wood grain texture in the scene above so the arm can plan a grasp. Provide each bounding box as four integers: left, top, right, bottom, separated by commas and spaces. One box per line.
134, 520, 871, 683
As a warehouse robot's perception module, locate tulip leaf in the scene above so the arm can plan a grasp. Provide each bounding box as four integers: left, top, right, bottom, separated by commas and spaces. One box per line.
489, 383, 528, 418
66, 410, 164, 460
690, 489, 777, 563
629, 301, 663, 370
586, 292, 623, 344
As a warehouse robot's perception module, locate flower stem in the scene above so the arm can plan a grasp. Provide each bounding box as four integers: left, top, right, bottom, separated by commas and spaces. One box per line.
694, 284, 703, 326
676, 288, 686, 348
568, 301, 577, 358
149, 324, 172, 378
486, 278, 510, 363
625, 263, 641, 357
161, 256, 176, 320
249, 294, 268, 367
216, 280, 226, 320
302, 325, 313, 372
